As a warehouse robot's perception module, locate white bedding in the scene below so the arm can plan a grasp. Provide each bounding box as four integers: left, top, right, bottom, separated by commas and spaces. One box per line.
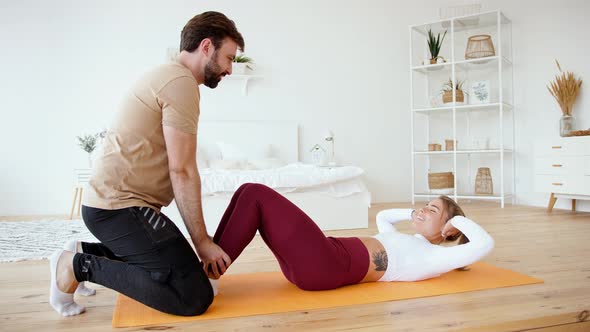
200, 163, 368, 199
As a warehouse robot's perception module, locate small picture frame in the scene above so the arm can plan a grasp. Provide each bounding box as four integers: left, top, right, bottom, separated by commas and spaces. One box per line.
470, 80, 490, 104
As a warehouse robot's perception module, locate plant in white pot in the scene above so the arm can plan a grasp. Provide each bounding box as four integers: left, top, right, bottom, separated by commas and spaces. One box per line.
232, 54, 253, 75
77, 133, 99, 168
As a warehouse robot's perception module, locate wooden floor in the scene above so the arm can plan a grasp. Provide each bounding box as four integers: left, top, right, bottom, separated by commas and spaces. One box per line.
1, 202, 589, 331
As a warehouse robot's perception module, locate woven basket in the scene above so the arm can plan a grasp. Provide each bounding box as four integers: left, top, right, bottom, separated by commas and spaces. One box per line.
428, 172, 454, 190
445, 139, 457, 151
428, 143, 442, 151
442, 90, 464, 103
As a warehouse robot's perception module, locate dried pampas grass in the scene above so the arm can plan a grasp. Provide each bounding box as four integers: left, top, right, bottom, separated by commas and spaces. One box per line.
547, 60, 583, 116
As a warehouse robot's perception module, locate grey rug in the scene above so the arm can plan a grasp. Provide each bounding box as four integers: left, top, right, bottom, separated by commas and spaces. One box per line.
0, 219, 98, 262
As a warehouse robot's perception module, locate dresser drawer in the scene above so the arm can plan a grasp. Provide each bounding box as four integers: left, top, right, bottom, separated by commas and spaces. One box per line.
585, 156, 590, 176
534, 175, 585, 194
534, 157, 583, 175
536, 139, 586, 157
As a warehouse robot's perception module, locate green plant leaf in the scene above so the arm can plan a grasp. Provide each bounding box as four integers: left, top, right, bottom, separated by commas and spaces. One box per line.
427, 29, 447, 59
233, 54, 253, 63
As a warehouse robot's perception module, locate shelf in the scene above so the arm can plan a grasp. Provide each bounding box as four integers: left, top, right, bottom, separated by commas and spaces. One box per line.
455, 56, 512, 71
412, 106, 454, 113
412, 62, 452, 74
413, 103, 513, 114
453, 11, 511, 32
455, 102, 513, 111
414, 193, 513, 201
412, 56, 512, 74
224, 74, 263, 95
413, 149, 514, 155
410, 10, 510, 36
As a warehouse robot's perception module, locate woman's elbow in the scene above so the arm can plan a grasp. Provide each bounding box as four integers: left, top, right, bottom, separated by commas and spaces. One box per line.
481, 236, 495, 256
375, 211, 386, 223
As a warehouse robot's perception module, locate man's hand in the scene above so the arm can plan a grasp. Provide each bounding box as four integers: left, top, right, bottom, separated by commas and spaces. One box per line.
197, 239, 231, 279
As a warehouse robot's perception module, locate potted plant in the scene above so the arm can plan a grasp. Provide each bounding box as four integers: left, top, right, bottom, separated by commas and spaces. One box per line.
441, 78, 466, 104
232, 54, 254, 75
547, 60, 583, 136
427, 29, 447, 64
76, 130, 105, 167
77, 133, 99, 167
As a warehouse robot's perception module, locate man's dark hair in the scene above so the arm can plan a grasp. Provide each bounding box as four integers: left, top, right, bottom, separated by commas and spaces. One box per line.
180, 11, 245, 53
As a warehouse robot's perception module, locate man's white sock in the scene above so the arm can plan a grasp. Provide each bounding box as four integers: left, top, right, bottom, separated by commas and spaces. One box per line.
209, 278, 219, 296
49, 250, 85, 316
63, 240, 96, 296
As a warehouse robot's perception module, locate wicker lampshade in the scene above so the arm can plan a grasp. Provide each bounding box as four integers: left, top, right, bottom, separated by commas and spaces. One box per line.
474, 167, 493, 195
465, 35, 495, 59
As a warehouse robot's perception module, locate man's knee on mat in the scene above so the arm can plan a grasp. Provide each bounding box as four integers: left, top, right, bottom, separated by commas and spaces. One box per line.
176, 290, 213, 316
173, 272, 214, 316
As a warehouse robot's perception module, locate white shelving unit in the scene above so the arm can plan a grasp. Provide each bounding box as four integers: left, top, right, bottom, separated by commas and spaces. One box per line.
409, 10, 515, 207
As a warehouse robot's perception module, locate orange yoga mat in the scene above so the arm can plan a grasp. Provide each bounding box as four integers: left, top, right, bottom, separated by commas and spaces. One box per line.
112, 262, 542, 328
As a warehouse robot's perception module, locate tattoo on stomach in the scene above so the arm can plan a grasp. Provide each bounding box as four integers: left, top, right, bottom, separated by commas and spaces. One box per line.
372, 250, 388, 271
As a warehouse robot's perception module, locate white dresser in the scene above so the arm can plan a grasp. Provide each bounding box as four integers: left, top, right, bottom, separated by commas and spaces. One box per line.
534, 136, 590, 212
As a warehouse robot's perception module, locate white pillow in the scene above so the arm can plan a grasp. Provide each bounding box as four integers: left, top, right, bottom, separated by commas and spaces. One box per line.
208, 158, 242, 170
246, 158, 286, 170
217, 141, 271, 161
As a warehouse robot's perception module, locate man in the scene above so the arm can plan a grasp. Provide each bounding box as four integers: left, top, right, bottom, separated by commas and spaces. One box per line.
49, 11, 244, 317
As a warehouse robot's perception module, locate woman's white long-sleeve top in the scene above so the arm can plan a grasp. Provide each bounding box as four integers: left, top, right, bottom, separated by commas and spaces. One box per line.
373, 209, 494, 282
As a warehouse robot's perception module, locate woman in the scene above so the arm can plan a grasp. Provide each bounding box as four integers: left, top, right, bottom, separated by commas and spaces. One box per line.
209, 183, 494, 291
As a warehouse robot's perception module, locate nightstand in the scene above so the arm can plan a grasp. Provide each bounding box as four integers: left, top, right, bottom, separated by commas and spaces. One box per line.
70, 168, 92, 219
534, 136, 590, 212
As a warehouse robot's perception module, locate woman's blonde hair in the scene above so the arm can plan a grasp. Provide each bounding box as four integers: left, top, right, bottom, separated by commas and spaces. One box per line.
438, 195, 469, 245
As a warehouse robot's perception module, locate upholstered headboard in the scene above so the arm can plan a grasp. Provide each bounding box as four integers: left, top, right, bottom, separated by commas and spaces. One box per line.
197, 121, 299, 164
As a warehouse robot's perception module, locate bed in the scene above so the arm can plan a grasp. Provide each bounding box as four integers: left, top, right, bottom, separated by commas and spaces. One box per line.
161, 121, 370, 234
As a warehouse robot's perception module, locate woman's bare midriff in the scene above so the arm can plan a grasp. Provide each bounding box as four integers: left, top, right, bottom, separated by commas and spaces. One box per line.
358, 237, 387, 282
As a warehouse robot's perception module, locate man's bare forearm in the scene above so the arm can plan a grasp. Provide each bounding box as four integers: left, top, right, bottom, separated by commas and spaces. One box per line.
169, 168, 209, 248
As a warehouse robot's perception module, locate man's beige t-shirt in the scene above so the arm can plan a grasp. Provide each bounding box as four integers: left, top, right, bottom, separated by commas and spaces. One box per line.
83, 62, 200, 211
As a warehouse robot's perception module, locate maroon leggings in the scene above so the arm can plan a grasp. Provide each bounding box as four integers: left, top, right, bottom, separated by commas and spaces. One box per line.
213, 183, 369, 291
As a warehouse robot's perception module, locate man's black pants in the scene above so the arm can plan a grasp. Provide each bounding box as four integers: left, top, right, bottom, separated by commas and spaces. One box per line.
74, 205, 213, 316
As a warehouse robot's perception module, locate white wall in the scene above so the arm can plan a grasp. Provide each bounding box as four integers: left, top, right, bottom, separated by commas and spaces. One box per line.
0, 0, 588, 215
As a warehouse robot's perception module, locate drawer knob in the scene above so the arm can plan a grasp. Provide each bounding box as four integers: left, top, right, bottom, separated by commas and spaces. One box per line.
551, 146, 562, 149
551, 182, 563, 186
552, 164, 563, 167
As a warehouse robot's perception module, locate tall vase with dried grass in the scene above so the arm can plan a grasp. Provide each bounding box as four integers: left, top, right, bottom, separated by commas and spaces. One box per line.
547, 60, 583, 136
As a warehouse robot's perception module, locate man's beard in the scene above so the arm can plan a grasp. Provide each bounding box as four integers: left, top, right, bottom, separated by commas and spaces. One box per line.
203, 52, 225, 89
